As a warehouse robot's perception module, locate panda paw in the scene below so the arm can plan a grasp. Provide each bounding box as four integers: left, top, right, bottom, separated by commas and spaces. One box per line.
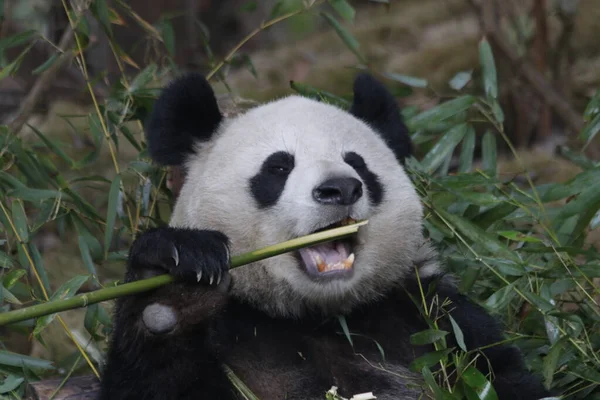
127, 227, 230, 286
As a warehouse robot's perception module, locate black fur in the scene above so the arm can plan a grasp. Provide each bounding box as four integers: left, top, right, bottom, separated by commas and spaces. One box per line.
350, 73, 412, 164
249, 151, 295, 208
344, 152, 384, 205
145, 73, 223, 165
101, 228, 549, 399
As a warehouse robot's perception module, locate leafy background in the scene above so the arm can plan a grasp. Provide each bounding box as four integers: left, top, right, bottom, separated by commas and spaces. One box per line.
0, 0, 599, 399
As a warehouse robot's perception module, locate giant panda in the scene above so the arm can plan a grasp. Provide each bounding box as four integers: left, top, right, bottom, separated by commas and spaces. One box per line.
99, 73, 550, 400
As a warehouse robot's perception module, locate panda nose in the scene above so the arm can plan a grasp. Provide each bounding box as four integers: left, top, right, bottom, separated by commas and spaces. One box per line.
313, 177, 363, 206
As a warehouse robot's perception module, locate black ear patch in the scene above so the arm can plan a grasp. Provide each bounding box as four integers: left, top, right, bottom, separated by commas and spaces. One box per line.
349, 73, 412, 164
145, 73, 223, 166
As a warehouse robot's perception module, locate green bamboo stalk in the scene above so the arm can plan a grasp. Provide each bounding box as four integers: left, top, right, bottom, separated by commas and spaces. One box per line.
0, 221, 368, 326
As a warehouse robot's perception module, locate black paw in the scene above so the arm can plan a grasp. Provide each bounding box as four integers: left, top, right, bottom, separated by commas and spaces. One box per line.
127, 227, 230, 286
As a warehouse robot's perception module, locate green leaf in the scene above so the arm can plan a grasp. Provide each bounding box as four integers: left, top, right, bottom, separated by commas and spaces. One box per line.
320, 12, 366, 63
1, 285, 21, 305
383, 72, 428, 88
497, 230, 543, 243
422, 366, 445, 399
2, 269, 26, 288
479, 38, 498, 99
481, 130, 497, 177
0, 350, 54, 371
490, 99, 504, 124
449, 70, 473, 91
32, 53, 60, 75
448, 315, 467, 352
458, 125, 476, 173
420, 123, 469, 173
461, 366, 499, 400
543, 338, 564, 389
0, 250, 14, 269
337, 315, 354, 348
580, 112, 600, 147
10, 201, 29, 243
410, 329, 449, 345
160, 19, 175, 56
290, 81, 351, 108
78, 236, 98, 278
409, 348, 454, 372
0, 30, 38, 51
437, 208, 520, 263
28, 123, 75, 167
485, 281, 519, 310
105, 174, 122, 258
8, 188, 66, 203
0, 375, 24, 394
328, 0, 355, 22
407, 96, 476, 131
91, 0, 113, 37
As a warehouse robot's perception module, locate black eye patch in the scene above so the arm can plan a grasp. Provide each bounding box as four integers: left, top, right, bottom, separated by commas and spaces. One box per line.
249, 151, 295, 208
343, 152, 384, 205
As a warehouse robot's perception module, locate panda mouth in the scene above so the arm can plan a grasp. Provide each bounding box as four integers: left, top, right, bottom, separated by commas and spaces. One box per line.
297, 217, 357, 278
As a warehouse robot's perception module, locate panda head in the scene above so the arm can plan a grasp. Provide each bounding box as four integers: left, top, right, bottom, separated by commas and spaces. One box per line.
146, 73, 438, 317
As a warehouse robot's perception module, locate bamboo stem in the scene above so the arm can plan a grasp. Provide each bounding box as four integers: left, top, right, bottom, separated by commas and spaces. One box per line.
0, 221, 368, 326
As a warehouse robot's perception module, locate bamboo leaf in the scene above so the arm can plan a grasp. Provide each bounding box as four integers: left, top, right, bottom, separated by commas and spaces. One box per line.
0, 374, 24, 394
320, 12, 366, 63
580, 112, 600, 146
410, 329, 449, 345
458, 125, 476, 173
461, 367, 499, 400
383, 72, 428, 88
420, 123, 468, 174
407, 96, 476, 131
481, 130, 497, 177
409, 348, 454, 372
10, 201, 29, 244
32, 53, 60, 75
0, 350, 54, 371
328, 0, 355, 22
479, 38, 498, 99
105, 174, 122, 259
448, 315, 467, 352
437, 208, 521, 263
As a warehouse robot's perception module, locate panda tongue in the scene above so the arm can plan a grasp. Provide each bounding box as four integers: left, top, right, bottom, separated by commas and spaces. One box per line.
298, 241, 353, 274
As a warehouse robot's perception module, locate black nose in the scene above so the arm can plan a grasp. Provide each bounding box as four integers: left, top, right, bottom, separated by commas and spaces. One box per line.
313, 177, 363, 205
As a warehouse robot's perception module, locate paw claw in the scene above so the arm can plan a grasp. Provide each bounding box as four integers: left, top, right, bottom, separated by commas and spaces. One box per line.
209, 275, 214, 285
217, 271, 222, 285
171, 245, 179, 267
196, 270, 202, 282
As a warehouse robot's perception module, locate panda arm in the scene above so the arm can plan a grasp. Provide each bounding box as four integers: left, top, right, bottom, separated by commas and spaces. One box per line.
99, 227, 238, 400
430, 278, 550, 399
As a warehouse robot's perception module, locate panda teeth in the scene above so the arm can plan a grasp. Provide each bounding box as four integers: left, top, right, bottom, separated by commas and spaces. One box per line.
344, 253, 355, 269
315, 255, 327, 273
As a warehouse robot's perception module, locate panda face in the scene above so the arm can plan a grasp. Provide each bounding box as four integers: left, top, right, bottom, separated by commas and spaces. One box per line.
169, 95, 428, 317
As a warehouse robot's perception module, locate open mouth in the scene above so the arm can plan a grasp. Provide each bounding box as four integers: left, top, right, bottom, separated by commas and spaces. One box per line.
297, 217, 357, 278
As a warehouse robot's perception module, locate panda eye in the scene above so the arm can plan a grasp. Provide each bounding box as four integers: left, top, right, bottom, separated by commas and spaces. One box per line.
263, 151, 294, 176
268, 164, 291, 174
344, 152, 366, 169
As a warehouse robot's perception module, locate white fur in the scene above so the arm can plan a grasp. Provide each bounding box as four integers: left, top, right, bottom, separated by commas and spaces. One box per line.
170, 95, 440, 317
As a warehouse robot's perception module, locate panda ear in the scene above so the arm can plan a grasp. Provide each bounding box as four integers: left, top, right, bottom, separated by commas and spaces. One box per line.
145, 73, 223, 166
349, 73, 412, 164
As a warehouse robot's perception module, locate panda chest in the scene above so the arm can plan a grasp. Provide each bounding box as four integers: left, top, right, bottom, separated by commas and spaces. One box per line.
218, 318, 423, 399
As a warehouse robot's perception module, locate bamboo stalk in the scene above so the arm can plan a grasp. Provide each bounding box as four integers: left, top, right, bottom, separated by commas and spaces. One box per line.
0, 221, 368, 326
